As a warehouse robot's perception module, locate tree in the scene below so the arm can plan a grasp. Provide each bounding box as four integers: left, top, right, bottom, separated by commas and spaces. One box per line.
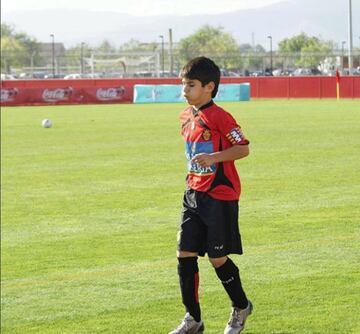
119, 39, 158, 52
240, 43, 265, 71
1, 36, 26, 72
1, 23, 41, 73
63, 43, 91, 72
96, 40, 116, 54
176, 25, 242, 69
278, 32, 332, 68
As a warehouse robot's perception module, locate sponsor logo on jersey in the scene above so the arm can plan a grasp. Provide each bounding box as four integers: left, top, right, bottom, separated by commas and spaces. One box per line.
185, 141, 216, 175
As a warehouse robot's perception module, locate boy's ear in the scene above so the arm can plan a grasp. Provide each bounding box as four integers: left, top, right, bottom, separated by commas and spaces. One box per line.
205, 81, 215, 94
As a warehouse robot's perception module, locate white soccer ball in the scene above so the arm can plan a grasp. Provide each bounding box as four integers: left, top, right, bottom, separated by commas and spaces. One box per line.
42, 119, 53, 128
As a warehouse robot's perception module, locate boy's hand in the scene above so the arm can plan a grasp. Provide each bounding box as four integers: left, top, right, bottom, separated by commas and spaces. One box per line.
192, 154, 216, 167
191, 145, 249, 167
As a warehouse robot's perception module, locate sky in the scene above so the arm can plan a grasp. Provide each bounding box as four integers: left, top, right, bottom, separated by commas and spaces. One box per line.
2, 0, 283, 16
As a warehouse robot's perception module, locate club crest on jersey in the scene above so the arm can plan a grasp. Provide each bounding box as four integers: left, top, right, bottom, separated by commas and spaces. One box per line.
202, 129, 212, 141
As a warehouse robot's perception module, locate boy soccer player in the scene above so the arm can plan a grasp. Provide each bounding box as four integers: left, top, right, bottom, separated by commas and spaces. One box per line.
169, 57, 252, 334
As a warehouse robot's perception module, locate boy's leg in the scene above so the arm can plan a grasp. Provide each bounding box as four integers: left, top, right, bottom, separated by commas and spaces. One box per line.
211, 257, 248, 309
177, 253, 201, 322
170, 190, 205, 333
211, 257, 252, 334
201, 196, 248, 308
176, 190, 205, 322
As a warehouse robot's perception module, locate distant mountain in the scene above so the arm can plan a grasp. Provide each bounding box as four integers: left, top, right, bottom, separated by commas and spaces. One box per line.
2, 0, 359, 48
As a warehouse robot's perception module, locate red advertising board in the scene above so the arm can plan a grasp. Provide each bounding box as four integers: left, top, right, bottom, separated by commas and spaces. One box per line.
1, 76, 359, 106
1, 83, 134, 106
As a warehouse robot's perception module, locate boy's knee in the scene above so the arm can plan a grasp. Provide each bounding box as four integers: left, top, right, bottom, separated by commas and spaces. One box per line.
177, 250, 198, 258
208, 256, 227, 268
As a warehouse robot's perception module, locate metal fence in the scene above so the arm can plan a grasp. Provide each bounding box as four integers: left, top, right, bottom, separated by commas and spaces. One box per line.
2, 49, 360, 79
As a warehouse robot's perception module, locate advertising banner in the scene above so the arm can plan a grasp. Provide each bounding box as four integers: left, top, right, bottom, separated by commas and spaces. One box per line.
133, 84, 250, 103
1, 85, 133, 106
133, 84, 184, 103
1, 77, 359, 106
214, 83, 250, 102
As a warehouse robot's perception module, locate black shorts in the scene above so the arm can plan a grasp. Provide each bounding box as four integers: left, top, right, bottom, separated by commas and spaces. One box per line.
177, 189, 243, 258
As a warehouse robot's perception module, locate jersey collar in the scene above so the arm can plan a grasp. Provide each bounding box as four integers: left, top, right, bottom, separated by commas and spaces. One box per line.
192, 100, 214, 116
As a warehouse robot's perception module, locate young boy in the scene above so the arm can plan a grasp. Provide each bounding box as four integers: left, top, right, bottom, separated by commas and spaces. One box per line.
169, 57, 252, 334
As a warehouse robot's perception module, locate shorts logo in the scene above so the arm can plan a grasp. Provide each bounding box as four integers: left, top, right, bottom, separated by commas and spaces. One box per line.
202, 129, 212, 141
214, 244, 224, 250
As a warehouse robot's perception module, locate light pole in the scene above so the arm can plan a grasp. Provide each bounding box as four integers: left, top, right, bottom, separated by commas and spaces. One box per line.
169, 28, 173, 75
159, 35, 164, 76
342, 41, 346, 71
267, 35, 273, 74
30, 51, 36, 78
50, 34, 55, 77
347, 0, 353, 75
80, 42, 85, 75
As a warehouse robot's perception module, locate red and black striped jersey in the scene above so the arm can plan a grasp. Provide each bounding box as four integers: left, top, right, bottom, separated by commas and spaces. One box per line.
179, 100, 249, 201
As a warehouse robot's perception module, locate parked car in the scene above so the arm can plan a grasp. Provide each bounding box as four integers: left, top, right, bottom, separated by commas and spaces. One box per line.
310, 68, 322, 75
227, 71, 241, 77
18, 72, 32, 79
44, 73, 66, 79
291, 68, 322, 76
272, 68, 295, 76
282, 68, 295, 76
83, 73, 103, 79
159, 71, 178, 77
1, 73, 16, 80
272, 69, 282, 76
220, 69, 241, 77
64, 73, 82, 79
101, 72, 123, 78
250, 70, 264, 77
133, 71, 156, 78
32, 72, 48, 79
292, 68, 312, 76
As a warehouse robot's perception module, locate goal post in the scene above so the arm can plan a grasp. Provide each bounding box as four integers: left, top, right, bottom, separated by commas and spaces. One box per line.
85, 51, 161, 77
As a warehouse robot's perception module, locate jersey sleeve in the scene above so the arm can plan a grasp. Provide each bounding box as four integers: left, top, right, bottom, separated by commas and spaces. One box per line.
215, 110, 250, 145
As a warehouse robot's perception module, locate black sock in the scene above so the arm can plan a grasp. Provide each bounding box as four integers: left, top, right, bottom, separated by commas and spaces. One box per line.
178, 257, 201, 322
215, 258, 248, 309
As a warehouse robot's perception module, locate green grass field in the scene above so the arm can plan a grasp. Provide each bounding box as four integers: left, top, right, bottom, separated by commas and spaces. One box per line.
1, 100, 360, 334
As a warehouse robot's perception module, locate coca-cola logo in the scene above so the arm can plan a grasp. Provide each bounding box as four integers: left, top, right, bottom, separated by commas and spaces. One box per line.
96, 87, 125, 101
1, 88, 18, 102
42, 88, 73, 102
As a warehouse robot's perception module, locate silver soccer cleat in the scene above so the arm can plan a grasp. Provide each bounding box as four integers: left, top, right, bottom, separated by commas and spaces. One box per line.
224, 301, 253, 334
169, 312, 205, 334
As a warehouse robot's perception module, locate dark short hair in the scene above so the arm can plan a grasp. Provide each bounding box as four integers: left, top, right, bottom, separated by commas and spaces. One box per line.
180, 57, 220, 98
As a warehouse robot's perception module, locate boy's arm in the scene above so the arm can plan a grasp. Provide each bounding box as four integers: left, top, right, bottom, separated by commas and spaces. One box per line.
192, 144, 249, 168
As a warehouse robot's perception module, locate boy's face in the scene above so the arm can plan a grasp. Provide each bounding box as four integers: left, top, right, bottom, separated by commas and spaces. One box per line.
182, 78, 214, 108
